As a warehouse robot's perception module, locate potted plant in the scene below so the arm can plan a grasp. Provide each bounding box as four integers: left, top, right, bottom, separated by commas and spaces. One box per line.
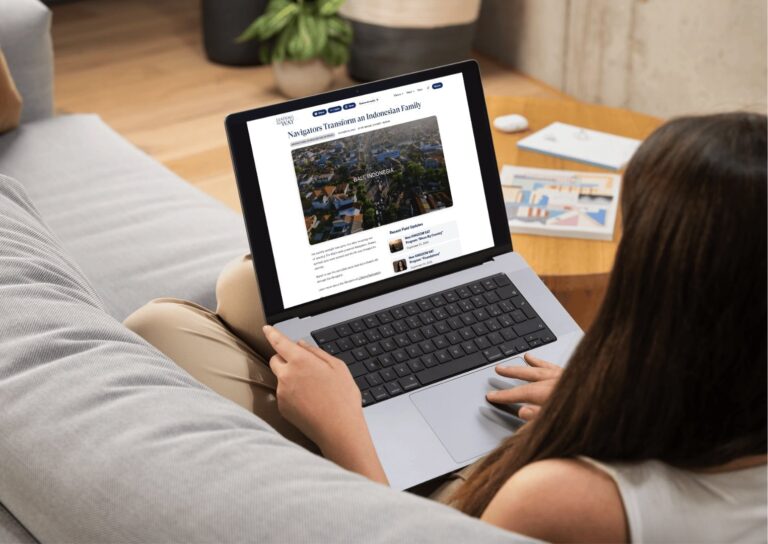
238, 0, 353, 98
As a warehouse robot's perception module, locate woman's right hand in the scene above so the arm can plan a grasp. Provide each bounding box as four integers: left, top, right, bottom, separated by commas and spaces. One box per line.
486, 353, 563, 420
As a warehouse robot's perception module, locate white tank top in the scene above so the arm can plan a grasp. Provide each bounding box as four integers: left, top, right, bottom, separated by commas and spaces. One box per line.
581, 457, 767, 543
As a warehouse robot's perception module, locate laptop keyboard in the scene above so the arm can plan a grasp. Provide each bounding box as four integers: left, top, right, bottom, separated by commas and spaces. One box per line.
311, 274, 556, 407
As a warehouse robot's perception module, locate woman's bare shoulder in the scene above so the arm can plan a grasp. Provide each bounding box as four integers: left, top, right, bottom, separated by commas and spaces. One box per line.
480, 458, 628, 543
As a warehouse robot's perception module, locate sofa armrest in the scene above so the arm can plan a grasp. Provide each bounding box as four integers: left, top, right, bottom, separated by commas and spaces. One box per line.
0, 0, 54, 122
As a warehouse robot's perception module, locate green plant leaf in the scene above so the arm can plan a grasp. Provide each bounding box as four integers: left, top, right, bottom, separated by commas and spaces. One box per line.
320, 38, 349, 66
317, 0, 346, 17
237, 17, 267, 43
267, 0, 291, 10
272, 19, 294, 62
311, 15, 329, 53
262, 3, 301, 39
289, 11, 313, 60
259, 42, 272, 64
326, 16, 352, 44
303, 14, 327, 58
237, 2, 299, 42
264, 0, 295, 20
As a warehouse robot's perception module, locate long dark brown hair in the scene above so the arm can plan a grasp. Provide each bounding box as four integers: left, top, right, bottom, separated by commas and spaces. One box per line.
453, 112, 768, 517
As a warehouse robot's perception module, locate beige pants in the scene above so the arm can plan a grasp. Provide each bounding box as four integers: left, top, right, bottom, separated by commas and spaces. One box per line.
0, 50, 22, 134
124, 254, 469, 501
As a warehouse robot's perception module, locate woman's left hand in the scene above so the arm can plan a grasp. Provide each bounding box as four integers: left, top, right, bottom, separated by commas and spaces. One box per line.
264, 325, 388, 484
486, 353, 563, 420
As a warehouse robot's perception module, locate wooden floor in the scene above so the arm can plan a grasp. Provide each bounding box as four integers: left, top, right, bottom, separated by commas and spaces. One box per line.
51, 0, 565, 211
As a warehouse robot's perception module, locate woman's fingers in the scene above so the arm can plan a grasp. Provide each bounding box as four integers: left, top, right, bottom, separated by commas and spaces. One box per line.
495, 364, 555, 382
298, 340, 339, 367
524, 352, 560, 370
263, 325, 313, 363
269, 353, 287, 377
487, 356, 560, 421
518, 405, 541, 420
486, 381, 551, 405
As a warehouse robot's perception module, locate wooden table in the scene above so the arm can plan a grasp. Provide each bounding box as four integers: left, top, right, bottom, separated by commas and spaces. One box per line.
486, 96, 662, 330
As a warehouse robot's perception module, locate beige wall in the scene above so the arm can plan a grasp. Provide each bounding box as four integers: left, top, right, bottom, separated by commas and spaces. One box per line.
475, 0, 767, 118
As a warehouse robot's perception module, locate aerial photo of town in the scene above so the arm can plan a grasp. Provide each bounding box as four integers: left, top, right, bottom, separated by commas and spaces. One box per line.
292, 116, 453, 245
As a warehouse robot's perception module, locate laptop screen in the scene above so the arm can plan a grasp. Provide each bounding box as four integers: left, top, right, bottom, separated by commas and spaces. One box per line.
245, 72, 496, 310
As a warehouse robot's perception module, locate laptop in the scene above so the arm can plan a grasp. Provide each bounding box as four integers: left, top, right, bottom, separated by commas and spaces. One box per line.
225, 60, 583, 490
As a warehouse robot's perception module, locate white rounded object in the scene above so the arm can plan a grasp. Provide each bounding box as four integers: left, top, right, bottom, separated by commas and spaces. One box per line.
493, 114, 529, 133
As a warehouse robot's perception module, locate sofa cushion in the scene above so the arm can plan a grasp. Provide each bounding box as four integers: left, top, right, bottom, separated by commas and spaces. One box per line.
0, 114, 249, 319
0, 173, 529, 543
0, 0, 53, 123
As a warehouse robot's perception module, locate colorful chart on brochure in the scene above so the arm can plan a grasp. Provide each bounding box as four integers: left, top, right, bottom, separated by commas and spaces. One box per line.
501, 165, 621, 241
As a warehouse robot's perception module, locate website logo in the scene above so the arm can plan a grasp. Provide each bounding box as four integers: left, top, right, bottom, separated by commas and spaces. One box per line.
275, 114, 294, 126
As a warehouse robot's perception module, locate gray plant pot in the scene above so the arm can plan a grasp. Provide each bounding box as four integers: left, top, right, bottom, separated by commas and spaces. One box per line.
201, 0, 268, 66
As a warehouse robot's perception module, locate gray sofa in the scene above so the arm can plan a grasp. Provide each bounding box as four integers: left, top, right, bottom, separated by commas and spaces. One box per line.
0, 1, 535, 542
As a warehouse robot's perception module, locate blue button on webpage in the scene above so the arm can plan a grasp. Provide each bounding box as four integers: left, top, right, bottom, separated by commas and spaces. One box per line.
328, 106, 342, 113
312, 109, 327, 117
432, 82, 443, 89
343, 102, 356, 110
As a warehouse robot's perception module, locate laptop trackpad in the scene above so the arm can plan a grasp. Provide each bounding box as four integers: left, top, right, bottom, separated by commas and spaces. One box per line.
410, 360, 526, 464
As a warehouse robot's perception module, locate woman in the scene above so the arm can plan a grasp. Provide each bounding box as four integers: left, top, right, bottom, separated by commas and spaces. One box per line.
126, 113, 767, 542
